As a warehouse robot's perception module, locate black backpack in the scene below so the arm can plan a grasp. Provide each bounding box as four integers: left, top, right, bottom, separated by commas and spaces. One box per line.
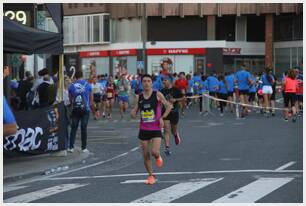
72, 82, 87, 116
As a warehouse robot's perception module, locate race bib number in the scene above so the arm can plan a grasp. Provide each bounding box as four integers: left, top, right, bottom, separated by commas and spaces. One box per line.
141, 110, 155, 123
93, 87, 98, 93
107, 93, 113, 98
119, 85, 124, 91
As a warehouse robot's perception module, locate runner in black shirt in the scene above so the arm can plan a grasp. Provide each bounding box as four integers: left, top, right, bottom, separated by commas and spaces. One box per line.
160, 74, 183, 156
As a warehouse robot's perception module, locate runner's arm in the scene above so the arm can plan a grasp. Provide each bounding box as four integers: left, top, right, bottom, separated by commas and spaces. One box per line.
130, 95, 139, 118
157, 91, 172, 118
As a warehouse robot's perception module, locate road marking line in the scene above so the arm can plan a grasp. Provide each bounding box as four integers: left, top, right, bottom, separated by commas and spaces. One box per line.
4, 184, 87, 203
46, 146, 140, 178
212, 177, 294, 203
4, 186, 28, 193
275, 161, 296, 171
131, 178, 223, 203
121, 180, 180, 184
47, 170, 302, 181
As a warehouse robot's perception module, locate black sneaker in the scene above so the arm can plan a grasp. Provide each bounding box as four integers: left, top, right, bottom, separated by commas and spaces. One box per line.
292, 115, 297, 123
164, 147, 171, 156
271, 112, 275, 117
283, 117, 289, 122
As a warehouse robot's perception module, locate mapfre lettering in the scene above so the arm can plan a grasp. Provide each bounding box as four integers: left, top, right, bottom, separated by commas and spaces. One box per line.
3, 127, 43, 152
168, 49, 188, 54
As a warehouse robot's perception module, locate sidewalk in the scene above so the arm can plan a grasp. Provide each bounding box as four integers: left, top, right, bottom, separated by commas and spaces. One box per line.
3, 147, 89, 183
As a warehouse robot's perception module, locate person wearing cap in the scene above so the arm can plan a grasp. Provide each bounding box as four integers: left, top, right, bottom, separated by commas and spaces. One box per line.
160, 74, 184, 156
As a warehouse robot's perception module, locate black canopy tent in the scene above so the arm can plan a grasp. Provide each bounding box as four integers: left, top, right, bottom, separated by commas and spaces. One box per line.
3, 16, 63, 54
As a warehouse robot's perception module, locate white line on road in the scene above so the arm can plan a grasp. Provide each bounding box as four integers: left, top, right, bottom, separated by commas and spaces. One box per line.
4, 184, 88, 203
131, 178, 223, 203
3, 186, 28, 193
47, 169, 302, 181
120, 179, 180, 184
275, 161, 296, 171
46, 146, 140, 178
212, 177, 294, 203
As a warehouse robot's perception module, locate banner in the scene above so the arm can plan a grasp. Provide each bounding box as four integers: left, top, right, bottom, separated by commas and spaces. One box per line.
3, 103, 68, 157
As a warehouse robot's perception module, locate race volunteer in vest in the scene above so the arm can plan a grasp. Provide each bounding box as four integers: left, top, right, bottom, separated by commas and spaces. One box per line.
130, 74, 172, 185
68, 71, 95, 153
283, 68, 298, 122
235, 65, 253, 118
160, 74, 183, 156
261, 67, 275, 117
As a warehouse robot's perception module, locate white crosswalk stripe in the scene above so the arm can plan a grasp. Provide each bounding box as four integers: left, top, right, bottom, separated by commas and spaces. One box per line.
4, 183, 88, 203
3, 185, 28, 193
212, 177, 294, 203
131, 178, 223, 203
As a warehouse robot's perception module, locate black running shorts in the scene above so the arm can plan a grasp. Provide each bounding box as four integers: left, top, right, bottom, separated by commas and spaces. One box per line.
163, 112, 179, 125
138, 130, 162, 141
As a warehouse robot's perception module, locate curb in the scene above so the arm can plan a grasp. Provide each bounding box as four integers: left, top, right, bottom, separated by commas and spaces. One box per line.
3, 150, 90, 184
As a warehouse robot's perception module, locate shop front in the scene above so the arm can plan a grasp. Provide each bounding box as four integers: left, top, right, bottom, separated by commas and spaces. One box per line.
79, 50, 110, 79
223, 48, 265, 74
146, 48, 207, 75
110, 49, 138, 76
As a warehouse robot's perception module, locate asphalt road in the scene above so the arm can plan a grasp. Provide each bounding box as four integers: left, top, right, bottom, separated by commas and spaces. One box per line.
3, 104, 303, 203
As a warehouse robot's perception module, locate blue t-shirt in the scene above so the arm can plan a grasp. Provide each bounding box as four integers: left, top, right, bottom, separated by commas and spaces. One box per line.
225, 74, 235, 92
187, 79, 194, 93
3, 97, 16, 124
261, 74, 274, 86
235, 70, 251, 90
207, 76, 219, 92
153, 80, 162, 91
200, 80, 208, 93
249, 75, 257, 93
130, 79, 137, 90
69, 79, 92, 112
192, 75, 202, 90
218, 81, 228, 94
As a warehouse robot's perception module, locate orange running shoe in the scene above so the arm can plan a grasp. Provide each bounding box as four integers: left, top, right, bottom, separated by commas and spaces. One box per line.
146, 175, 155, 185
155, 155, 163, 168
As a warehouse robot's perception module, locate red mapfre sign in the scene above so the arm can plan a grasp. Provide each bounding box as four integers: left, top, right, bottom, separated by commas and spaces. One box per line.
146, 48, 206, 55
110, 49, 137, 56
223, 48, 241, 55
80, 51, 109, 58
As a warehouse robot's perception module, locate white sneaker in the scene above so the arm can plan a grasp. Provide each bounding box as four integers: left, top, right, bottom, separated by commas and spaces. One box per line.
82, 148, 89, 153
67, 148, 74, 153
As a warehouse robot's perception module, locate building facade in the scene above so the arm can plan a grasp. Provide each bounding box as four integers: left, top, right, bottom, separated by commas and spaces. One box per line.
43, 3, 303, 78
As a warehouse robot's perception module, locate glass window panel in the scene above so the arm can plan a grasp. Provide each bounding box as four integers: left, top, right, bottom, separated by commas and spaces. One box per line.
103, 15, 110, 42
291, 47, 298, 68
93, 15, 100, 42
216, 15, 236, 41
275, 48, 291, 77
87, 16, 91, 43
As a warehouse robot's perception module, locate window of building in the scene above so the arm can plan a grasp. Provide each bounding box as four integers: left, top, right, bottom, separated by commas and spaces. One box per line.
84, 3, 88, 7
274, 14, 302, 41
236, 16, 247, 41
274, 48, 292, 77
147, 16, 207, 41
68, 4, 72, 9
247, 15, 265, 42
46, 14, 111, 45
216, 15, 236, 41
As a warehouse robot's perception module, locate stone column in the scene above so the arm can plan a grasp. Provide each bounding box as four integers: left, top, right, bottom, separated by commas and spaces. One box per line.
265, 14, 273, 68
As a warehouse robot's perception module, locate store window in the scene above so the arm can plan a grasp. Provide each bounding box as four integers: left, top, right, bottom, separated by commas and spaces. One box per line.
113, 56, 137, 76
274, 48, 291, 77
247, 15, 265, 42
82, 58, 110, 79
216, 15, 236, 41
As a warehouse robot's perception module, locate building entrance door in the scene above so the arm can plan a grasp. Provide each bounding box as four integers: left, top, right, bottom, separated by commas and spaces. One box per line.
194, 56, 206, 74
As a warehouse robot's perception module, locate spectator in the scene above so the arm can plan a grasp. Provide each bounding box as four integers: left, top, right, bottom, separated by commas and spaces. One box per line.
36, 68, 56, 108
17, 71, 34, 110
3, 96, 17, 137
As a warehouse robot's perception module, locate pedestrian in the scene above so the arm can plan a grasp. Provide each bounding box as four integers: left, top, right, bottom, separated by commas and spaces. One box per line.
248, 72, 257, 111
130, 74, 172, 185
217, 74, 228, 116
235, 65, 253, 118
192, 72, 202, 106
105, 76, 116, 119
99, 74, 108, 118
160, 74, 183, 156
68, 70, 96, 153
261, 67, 275, 117
117, 74, 130, 119
282, 69, 298, 122
295, 69, 303, 116
91, 76, 103, 120
225, 71, 235, 113
185, 74, 194, 109
35, 68, 56, 108
207, 72, 219, 109
17, 71, 34, 110
3, 96, 18, 137
199, 75, 208, 115
174, 72, 188, 117
270, 70, 277, 116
